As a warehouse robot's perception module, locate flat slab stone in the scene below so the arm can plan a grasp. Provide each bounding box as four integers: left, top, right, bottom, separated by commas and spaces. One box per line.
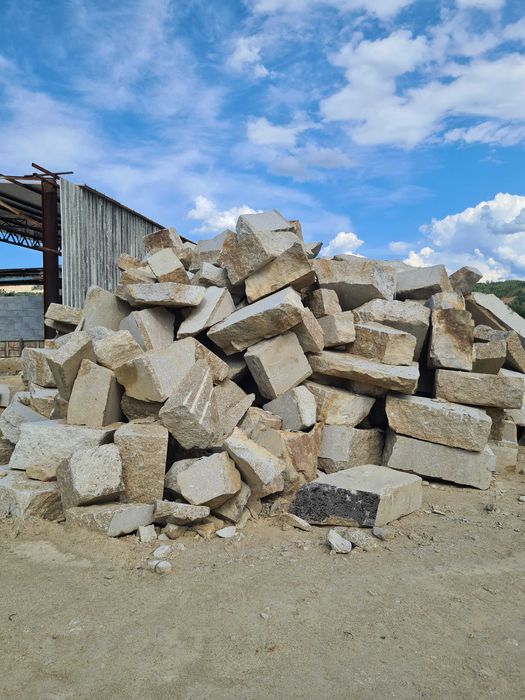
153, 500, 210, 525
318, 425, 384, 472
126, 282, 205, 308
313, 258, 396, 310
45, 302, 82, 327
115, 422, 169, 503
65, 503, 154, 536
466, 293, 525, 343
0, 397, 48, 444
383, 431, 495, 489
304, 380, 375, 426
0, 470, 62, 520
396, 264, 452, 300
434, 369, 524, 409
177, 287, 235, 338
386, 394, 492, 452
309, 352, 419, 394
289, 465, 422, 527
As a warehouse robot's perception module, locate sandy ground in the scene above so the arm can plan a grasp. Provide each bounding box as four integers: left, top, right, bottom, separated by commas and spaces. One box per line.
1, 470, 524, 700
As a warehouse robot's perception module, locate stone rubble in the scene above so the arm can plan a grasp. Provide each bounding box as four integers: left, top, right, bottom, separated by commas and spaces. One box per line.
1, 208, 524, 562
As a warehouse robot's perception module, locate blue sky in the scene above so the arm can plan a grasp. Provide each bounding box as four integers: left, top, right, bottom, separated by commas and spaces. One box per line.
1, 0, 525, 279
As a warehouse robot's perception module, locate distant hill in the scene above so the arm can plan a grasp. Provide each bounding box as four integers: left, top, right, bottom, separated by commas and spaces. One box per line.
473, 280, 525, 319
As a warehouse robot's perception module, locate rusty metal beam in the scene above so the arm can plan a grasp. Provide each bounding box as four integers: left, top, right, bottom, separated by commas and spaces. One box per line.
41, 180, 60, 337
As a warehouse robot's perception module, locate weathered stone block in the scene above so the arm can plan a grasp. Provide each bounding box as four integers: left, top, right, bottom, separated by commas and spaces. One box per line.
306, 288, 342, 318
146, 248, 189, 283
245, 332, 312, 399
114, 422, 168, 503
434, 369, 524, 409
57, 444, 123, 509
292, 308, 325, 354
143, 227, 184, 255
473, 340, 506, 374
213, 481, 251, 523
244, 241, 314, 303
428, 309, 474, 371
177, 452, 241, 508
153, 500, 210, 525
304, 380, 375, 426
126, 282, 205, 308
22, 348, 56, 388
264, 386, 316, 431
396, 264, 452, 301
120, 308, 175, 351
177, 287, 235, 338
29, 386, 58, 419
47, 331, 96, 400
93, 330, 143, 371
318, 425, 383, 473
45, 303, 82, 328
466, 292, 525, 343
313, 258, 395, 310
67, 359, 122, 427
224, 427, 284, 497
350, 322, 416, 365
0, 470, 62, 520
426, 292, 465, 310
65, 503, 154, 536
191, 262, 229, 288
0, 396, 48, 444
82, 286, 131, 331
318, 311, 356, 347
449, 266, 482, 294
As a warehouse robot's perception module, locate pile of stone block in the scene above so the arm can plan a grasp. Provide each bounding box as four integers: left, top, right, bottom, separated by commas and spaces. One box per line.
1, 211, 524, 546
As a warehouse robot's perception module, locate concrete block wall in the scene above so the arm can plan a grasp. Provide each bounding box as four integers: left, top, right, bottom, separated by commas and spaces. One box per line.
0, 295, 44, 346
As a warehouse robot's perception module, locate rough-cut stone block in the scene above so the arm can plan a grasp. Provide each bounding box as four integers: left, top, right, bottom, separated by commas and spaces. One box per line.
293, 308, 325, 354
245, 332, 312, 400
386, 393, 492, 452
120, 308, 175, 351
207, 286, 304, 355
383, 431, 495, 489
191, 262, 229, 288
22, 348, 56, 388
177, 287, 235, 338
290, 465, 422, 527
153, 500, 210, 525
239, 407, 282, 437
501, 369, 525, 426
126, 282, 205, 308
177, 452, 241, 508
506, 331, 525, 373
304, 380, 375, 426
82, 286, 131, 331
428, 309, 474, 371
466, 293, 525, 343
309, 352, 419, 394
159, 360, 219, 449
146, 248, 189, 283
0, 436, 14, 464
8, 422, 113, 475
67, 359, 122, 427
318, 311, 356, 347
449, 266, 482, 294
164, 458, 197, 495
245, 241, 314, 303
307, 288, 342, 318
143, 227, 184, 255
93, 330, 143, 371
264, 386, 316, 431
191, 231, 229, 268
57, 444, 123, 509
47, 331, 96, 400
259, 423, 323, 491
313, 258, 395, 310
236, 209, 295, 237
213, 481, 251, 523
224, 427, 284, 497
396, 264, 452, 301
66, 503, 154, 536
489, 440, 518, 473
121, 394, 163, 421
0, 383, 10, 408
114, 422, 168, 503
426, 292, 465, 310
434, 369, 524, 409
318, 425, 383, 473
45, 302, 82, 328
0, 471, 62, 520
350, 322, 416, 366
117, 253, 144, 271
0, 397, 48, 444
29, 386, 58, 419
212, 379, 254, 441
473, 340, 506, 374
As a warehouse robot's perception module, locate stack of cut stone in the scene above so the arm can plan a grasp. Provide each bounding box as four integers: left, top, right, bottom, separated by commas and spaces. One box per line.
1, 210, 524, 541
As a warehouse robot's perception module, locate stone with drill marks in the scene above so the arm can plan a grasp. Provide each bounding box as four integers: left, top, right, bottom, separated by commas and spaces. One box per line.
47, 332, 96, 400
245, 241, 315, 303
0, 470, 62, 520
207, 286, 305, 355
293, 308, 325, 354
93, 330, 143, 371
383, 431, 495, 489
396, 264, 452, 301
449, 266, 482, 294
290, 465, 422, 527
318, 311, 356, 347
82, 286, 131, 331
264, 386, 316, 431
304, 380, 375, 426
67, 359, 122, 427
434, 369, 524, 409
428, 309, 474, 371
126, 283, 205, 308
146, 248, 189, 284
120, 308, 175, 351
153, 500, 210, 525
309, 352, 419, 395
245, 332, 312, 400
177, 452, 241, 508
318, 425, 383, 473
177, 287, 235, 338
313, 258, 396, 310
349, 322, 416, 366
65, 503, 154, 537
22, 348, 57, 388
473, 340, 506, 374
307, 288, 342, 318
57, 444, 123, 509
224, 427, 284, 497
386, 393, 492, 452
114, 422, 169, 503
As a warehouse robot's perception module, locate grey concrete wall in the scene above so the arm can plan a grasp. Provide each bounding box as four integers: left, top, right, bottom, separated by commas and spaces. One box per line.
0, 295, 44, 340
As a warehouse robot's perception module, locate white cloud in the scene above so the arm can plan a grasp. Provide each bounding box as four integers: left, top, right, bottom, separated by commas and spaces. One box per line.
389, 240, 411, 253
456, 0, 505, 9
403, 246, 435, 267
228, 37, 269, 78
249, 0, 415, 20
270, 144, 355, 180
324, 231, 364, 256
187, 196, 260, 233
246, 117, 312, 147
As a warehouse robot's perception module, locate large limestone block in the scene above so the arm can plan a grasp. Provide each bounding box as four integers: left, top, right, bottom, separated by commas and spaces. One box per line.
466, 293, 525, 343
426, 292, 465, 311
449, 266, 482, 294
289, 465, 422, 527
65, 503, 154, 536
9, 422, 114, 476
146, 248, 189, 283
22, 348, 56, 388
93, 330, 143, 371
0, 470, 62, 520
473, 340, 506, 374
159, 360, 219, 449
115, 422, 169, 503
434, 369, 524, 409
224, 427, 284, 497
57, 444, 123, 509
383, 432, 495, 489
144, 227, 184, 255
47, 331, 96, 400
0, 395, 48, 444
318, 425, 383, 473
313, 258, 395, 310
120, 308, 175, 351
177, 287, 235, 338
191, 230, 229, 267
126, 282, 205, 308
82, 286, 131, 331
350, 322, 416, 365
207, 286, 304, 355
304, 380, 375, 426
396, 264, 452, 301
245, 332, 312, 400
264, 386, 316, 431
318, 311, 356, 347
428, 309, 474, 371
353, 299, 430, 359
309, 352, 419, 394
293, 308, 325, 354
67, 360, 122, 427
386, 394, 491, 452
45, 302, 82, 328
177, 452, 241, 508
236, 209, 295, 238
307, 288, 342, 318
153, 500, 210, 525
244, 241, 315, 303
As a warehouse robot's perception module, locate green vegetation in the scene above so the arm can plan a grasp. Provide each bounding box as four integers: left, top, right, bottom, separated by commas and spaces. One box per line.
473, 280, 525, 319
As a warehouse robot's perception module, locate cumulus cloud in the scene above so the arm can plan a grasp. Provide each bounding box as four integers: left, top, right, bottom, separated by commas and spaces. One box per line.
324, 231, 364, 256
456, 0, 505, 9
249, 0, 415, 20
187, 196, 260, 233
228, 37, 269, 78
389, 240, 411, 253
246, 117, 313, 147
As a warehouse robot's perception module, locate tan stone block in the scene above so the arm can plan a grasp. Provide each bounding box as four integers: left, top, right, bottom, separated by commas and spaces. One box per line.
396, 264, 452, 300
177, 287, 235, 338
318, 311, 356, 347
93, 330, 143, 371
57, 444, 123, 509
177, 452, 241, 508
224, 427, 284, 497
244, 241, 314, 303
318, 425, 383, 473
115, 422, 169, 503
47, 331, 96, 400
146, 248, 189, 283
428, 308, 474, 371
67, 360, 122, 427
120, 308, 175, 351
313, 258, 395, 310
434, 369, 524, 409
126, 282, 205, 308
350, 322, 416, 365
306, 288, 342, 318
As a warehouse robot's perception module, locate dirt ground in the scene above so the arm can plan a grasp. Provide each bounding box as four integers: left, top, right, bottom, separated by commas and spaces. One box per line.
1, 471, 524, 700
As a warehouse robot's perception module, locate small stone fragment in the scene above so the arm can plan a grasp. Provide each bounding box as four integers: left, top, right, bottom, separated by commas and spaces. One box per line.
327, 529, 353, 554
216, 526, 237, 538
280, 512, 311, 531
138, 524, 157, 543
